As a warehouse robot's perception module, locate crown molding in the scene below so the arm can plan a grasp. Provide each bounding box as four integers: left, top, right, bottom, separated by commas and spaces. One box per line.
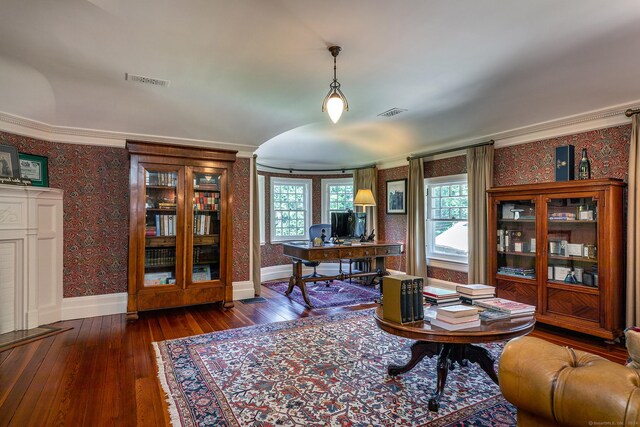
491, 100, 637, 148
0, 111, 257, 153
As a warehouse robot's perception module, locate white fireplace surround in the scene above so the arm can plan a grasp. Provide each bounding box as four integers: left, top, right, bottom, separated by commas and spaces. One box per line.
0, 184, 63, 334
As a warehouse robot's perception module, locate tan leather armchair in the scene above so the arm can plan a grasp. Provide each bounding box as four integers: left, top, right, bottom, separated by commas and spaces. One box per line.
498, 336, 640, 427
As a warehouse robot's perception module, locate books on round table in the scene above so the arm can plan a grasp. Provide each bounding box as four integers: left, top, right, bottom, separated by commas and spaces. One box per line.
472, 298, 536, 315
456, 284, 496, 296
430, 304, 481, 330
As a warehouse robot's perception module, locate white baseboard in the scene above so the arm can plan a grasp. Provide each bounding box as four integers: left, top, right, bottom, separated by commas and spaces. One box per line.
233, 280, 255, 300
62, 292, 128, 320
61, 280, 258, 320
260, 263, 343, 282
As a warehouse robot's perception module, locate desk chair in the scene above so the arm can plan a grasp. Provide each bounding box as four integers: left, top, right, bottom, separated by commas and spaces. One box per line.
302, 224, 331, 283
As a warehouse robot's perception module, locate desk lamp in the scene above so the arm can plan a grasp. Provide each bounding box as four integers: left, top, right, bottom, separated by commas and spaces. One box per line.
353, 189, 376, 210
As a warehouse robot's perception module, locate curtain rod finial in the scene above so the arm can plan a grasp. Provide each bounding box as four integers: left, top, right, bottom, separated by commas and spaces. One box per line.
252, 153, 257, 158
626, 108, 638, 117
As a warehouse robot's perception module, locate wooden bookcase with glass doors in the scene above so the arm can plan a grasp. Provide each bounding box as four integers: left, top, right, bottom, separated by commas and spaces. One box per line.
487, 178, 625, 340
126, 141, 236, 319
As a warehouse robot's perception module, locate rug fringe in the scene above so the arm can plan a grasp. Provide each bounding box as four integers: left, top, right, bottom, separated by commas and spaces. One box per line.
153, 342, 182, 427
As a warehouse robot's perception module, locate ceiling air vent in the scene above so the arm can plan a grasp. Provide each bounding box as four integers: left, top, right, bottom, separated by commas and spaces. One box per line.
125, 73, 170, 87
377, 108, 408, 118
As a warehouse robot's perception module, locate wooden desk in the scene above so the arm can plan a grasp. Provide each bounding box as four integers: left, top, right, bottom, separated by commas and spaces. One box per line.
374, 306, 535, 411
281, 241, 403, 308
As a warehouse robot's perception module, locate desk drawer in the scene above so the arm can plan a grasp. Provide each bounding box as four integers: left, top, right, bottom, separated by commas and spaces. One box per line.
339, 247, 375, 258
376, 246, 401, 256
309, 249, 341, 261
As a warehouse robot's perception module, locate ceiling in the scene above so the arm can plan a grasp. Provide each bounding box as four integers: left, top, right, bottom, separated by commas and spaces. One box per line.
0, 1, 639, 169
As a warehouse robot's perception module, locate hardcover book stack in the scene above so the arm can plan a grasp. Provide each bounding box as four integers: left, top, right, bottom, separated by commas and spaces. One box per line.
431, 304, 481, 330
456, 284, 496, 305
473, 298, 536, 318
382, 274, 425, 324
423, 286, 460, 307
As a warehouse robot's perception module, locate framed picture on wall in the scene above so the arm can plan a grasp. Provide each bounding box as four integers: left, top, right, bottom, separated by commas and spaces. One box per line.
386, 178, 407, 214
18, 153, 49, 187
0, 144, 20, 179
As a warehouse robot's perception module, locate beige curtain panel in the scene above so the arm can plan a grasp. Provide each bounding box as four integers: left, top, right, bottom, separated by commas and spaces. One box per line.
627, 115, 640, 326
251, 155, 262, 295
405, 158, 427, 278
466, 145, 494, 284
353, 167, 378, 235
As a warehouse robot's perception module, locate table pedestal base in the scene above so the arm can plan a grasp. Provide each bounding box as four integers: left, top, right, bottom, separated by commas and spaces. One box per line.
388, 341, 498, 412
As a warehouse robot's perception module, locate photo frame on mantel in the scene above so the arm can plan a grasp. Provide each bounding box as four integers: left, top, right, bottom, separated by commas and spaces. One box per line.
0, 144, 21, 180
19, 153, 49, 187
386, 178, 407, 214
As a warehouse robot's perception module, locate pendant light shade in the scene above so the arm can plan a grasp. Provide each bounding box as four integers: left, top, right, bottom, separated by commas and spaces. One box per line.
321, 46, 348, 123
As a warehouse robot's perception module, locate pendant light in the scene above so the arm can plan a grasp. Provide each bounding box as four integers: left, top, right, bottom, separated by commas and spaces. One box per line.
321, 46, 349, 124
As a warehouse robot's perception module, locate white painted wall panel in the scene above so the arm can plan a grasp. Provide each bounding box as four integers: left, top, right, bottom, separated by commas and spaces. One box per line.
0, 241, 17, 334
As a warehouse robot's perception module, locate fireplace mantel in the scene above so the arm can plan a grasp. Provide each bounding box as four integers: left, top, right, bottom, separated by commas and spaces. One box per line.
0, 184, 63, 334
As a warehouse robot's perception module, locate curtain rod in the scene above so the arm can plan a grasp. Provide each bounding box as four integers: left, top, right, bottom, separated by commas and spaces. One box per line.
255, 162, 376, 174
626, 108, 640, 117
407, 140, 495, 161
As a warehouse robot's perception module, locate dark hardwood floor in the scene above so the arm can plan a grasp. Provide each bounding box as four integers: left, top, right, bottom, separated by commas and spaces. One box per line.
0, 286, 628, 426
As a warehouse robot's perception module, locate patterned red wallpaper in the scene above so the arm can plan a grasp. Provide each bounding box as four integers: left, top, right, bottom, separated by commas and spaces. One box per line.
0, 131, 130, 297
425, 155, 467, 178
377, 166, 408, 272
428, 266, 467, 284
494, 125, 630, 186
260, 172, 352, 268
231, 158, 250, 282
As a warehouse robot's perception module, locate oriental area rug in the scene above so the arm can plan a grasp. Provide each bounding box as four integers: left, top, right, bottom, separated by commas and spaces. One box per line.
154, 309, 516, 427
262, 279, 379, 308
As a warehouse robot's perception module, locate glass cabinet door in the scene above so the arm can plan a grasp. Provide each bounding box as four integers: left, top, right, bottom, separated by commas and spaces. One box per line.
496, 199, 537, 279
546, 196, 598, 288
190, 171, 222, 283
143, 169, 179, 287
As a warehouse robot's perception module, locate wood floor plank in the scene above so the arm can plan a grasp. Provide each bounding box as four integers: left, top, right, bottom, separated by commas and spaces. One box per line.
0, 285, 628, 426
7, 322, 81, 427
0, 336, 55, 426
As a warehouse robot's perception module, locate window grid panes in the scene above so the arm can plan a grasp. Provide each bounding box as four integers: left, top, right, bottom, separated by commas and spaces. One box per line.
329, 184, 354, 216
425, 176, 469, 261
273, 184, 307, 238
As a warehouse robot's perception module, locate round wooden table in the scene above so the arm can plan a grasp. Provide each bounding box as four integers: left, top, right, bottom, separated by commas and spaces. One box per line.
373, 306, 535, 412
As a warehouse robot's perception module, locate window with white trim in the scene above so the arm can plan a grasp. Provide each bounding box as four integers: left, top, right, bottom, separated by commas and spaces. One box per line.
321, 178, 354, 224
270, 177, 312, 242
424, 174, 468, 263
258, 174, 265, 244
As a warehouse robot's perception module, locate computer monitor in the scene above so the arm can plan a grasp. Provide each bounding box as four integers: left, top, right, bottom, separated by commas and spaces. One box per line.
330, 212, 366, 239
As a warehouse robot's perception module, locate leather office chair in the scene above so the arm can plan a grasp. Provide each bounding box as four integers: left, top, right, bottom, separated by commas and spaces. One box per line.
302, 224, 331, 283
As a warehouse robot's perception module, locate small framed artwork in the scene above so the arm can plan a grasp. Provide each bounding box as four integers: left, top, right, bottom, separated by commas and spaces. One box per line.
0, 144, 20, 179
18, 153, 49, 187
386, 178, 407, 214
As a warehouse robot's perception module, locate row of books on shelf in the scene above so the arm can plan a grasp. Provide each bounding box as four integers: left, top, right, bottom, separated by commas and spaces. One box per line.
146, 172, 176, 187
194, 214, 215, 235
193, 247, 217, 263
382, 274, 425, 324
145, 248, 175, 267
194, 192, 220, 211
148, 214, 177, 236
